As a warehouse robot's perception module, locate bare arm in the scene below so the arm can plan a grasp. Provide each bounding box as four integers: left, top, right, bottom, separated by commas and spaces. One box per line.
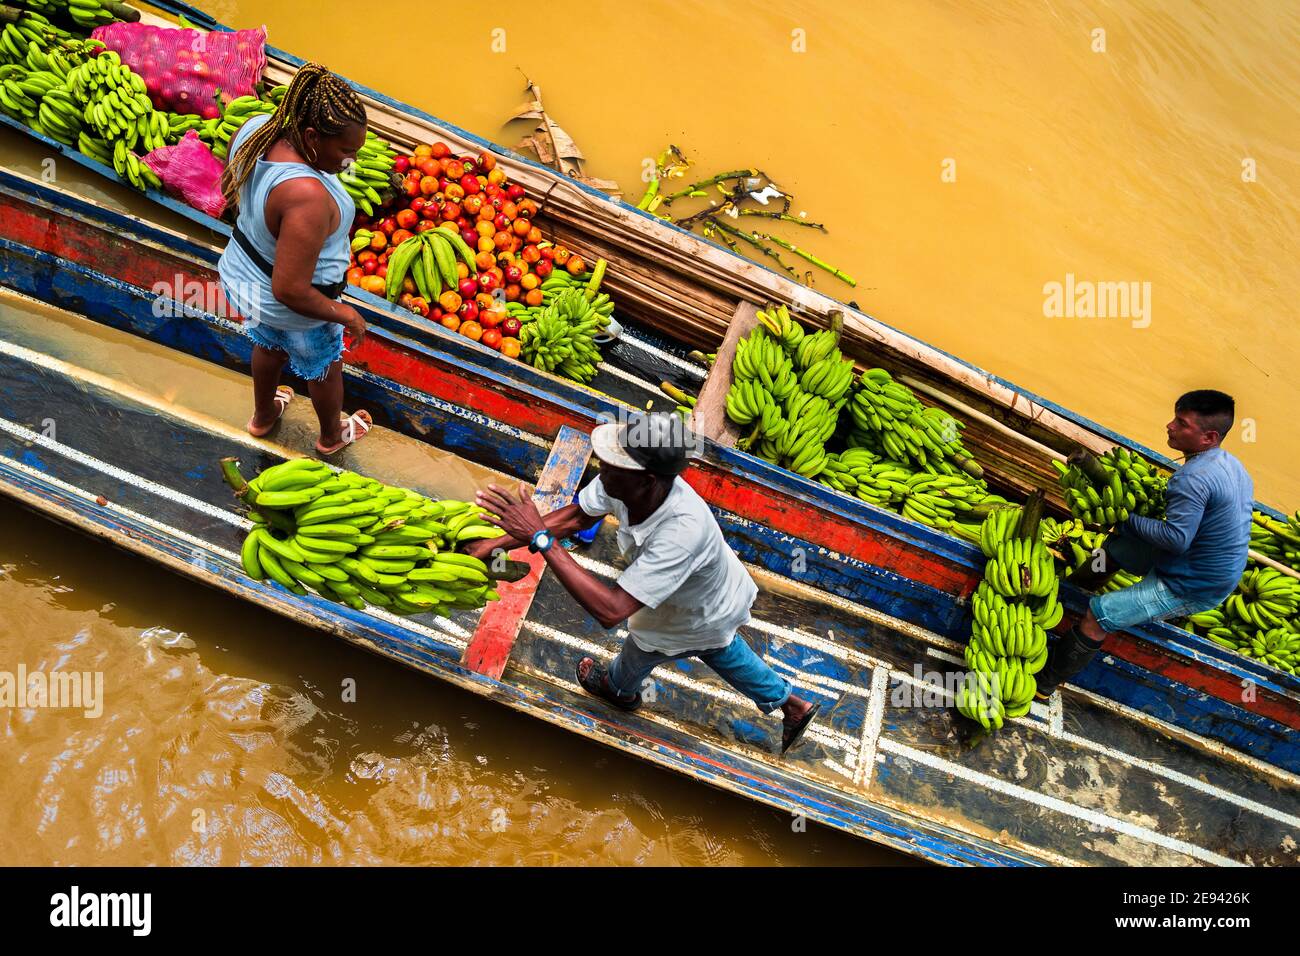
472, 483, 642, 629
464, 501, 602, 560
265, 178, 367, 341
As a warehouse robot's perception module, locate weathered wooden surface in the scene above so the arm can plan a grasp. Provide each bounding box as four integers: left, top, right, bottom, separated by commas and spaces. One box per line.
690, 301, 761, 448
461, 426, 591, 679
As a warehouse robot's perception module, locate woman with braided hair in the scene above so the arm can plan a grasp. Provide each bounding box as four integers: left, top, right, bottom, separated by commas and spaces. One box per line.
218, 63, 373, 455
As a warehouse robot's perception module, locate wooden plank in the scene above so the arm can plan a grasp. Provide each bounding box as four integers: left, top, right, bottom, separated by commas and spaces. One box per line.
691, 301, 760, 447
460, 425, 592, 679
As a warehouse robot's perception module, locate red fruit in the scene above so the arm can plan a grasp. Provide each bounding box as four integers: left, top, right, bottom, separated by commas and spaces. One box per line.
459, 174, 480, 195
431, 142, 451, 159
200, 104, 220, 120
416, 220, 439, 233
461, 157, 478, 176
394, 155, 411, 174
507, 184, 526, 202
404, 175, 422, 198
421, 203, 441, 221
379, 217, 398, 236
534, 259, 553, 278
362, 259, 378, 275
539, 246, 556, 260
458, 277, 479, 299
478, 272, 500, 293
455, 217, 471, 230
460, 228, 478, 248
493, 213, 510, 232
441, 202, 461, 221
458, 301, 479, 323
481, 328, 503, 351
409, 197, 427, 215
502, 317, 522, 337
395, 208, 419, 230
490, 196, 505, 213
504, 264, 523, 284
462, 195, 483, 216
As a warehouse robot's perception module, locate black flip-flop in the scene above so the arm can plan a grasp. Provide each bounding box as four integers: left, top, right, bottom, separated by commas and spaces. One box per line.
781, 701, 822, 755
576, 657, 641, 712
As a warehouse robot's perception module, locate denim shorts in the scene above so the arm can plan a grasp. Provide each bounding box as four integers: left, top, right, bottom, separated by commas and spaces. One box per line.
1090, 573, 1223, 632
244, 320, 343, 382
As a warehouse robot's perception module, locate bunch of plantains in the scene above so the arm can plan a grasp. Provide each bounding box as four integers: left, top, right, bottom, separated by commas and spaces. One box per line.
221, 457, 508, 617
958, 497, 1058, 730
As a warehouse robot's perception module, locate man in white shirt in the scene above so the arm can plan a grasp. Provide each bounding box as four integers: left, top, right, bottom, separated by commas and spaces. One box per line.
467, 413, 821, 754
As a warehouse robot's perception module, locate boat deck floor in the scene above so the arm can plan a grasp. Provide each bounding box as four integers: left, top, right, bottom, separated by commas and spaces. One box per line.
1, 293, 1297, 866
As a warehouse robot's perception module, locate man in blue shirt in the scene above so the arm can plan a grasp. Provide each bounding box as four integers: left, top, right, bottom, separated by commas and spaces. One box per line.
1036, 390, 1254, 698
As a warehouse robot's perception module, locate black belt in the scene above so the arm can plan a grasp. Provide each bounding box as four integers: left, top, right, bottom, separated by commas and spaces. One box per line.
232, 225, 348, 300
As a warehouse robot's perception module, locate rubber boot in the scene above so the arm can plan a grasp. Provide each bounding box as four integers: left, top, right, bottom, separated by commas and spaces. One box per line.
1034, 625, 1105, 699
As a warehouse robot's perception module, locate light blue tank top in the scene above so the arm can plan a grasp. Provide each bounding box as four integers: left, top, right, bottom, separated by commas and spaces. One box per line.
217, 113, 356, 331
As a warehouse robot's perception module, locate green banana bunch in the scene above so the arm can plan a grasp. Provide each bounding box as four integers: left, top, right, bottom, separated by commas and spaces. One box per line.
57, 0, 140, 30
231, 458, 507, 616
1249, 510, 1300, 572
382, 227, 474, 304
337, 129, 398, 216
535, 259, 615, 318
958, 505, 1062, 729
1054, 447, 1168, 529
849, 368, 982, 477
896, 470, 992, 531
519, 286, 607, 383
754, 303, 804, 353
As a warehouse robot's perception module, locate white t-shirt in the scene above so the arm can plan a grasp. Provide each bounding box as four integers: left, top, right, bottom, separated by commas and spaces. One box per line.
578, 475, 758, 654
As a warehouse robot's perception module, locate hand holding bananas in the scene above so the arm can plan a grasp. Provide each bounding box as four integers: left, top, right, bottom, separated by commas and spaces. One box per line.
221, 457, 507, 617
957, 501, 1059, 730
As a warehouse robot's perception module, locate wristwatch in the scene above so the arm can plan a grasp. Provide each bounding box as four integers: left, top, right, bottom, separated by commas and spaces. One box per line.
528, 529, 554, 554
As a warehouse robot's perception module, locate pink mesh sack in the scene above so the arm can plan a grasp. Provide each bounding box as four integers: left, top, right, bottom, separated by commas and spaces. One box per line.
91, 23, 267, 119
143, 131, 226, 218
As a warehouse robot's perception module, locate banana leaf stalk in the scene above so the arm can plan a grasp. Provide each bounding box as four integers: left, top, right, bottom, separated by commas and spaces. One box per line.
1016, 491, 1046, 541
752, 232, 856, 287
738, 209, 827, 231
705, 216, 798, 278
663, 169, 757, 204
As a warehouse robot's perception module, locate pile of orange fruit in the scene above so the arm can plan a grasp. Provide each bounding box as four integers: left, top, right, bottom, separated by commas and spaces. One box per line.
345, 141, 589, 356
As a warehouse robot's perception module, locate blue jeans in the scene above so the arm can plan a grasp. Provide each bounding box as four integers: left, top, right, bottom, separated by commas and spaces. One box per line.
1091, 573, 1224, 632
606, 634, 793, 714
1093, 535, 1228, 631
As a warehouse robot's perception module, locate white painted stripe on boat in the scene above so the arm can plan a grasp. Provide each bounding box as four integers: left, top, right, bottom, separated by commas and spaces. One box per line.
617, 331, 708, 381
1065, 685, 1300, 789
0, 415, 247, 527
853, 666, 890, 788
593, 360, 660, 393
877, 738, 1244, 867
0, 453, 248, 559
1052, 727, 1300, 831
1049, 692, 1064, 736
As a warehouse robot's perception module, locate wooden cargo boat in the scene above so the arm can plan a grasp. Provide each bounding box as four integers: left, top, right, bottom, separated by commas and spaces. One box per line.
0, 296, 1296, 866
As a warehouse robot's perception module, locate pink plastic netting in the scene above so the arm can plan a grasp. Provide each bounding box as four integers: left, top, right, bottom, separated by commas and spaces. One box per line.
91, 23, 267, 119
143, 131, 226, 218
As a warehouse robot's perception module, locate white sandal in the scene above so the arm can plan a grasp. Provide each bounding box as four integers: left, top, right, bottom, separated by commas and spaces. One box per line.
247, 386, 294, 437
316, 409, 372, 456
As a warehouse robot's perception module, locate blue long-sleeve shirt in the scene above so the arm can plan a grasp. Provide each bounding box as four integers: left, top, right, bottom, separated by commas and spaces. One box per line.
1122, 446, 1253, 600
